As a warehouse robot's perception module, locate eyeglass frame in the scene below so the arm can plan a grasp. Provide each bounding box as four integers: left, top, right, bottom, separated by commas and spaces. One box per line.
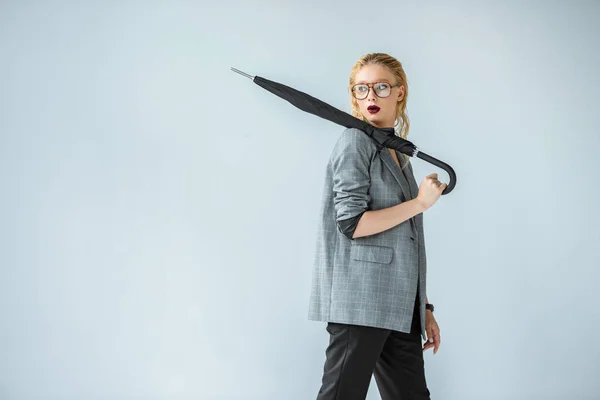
351, 81, 401, 100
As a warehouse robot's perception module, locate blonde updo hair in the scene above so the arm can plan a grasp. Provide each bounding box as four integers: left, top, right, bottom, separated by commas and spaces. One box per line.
349, 53, 410, 140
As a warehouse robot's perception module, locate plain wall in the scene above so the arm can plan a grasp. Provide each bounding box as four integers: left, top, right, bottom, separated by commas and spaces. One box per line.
1, 1, 599, 399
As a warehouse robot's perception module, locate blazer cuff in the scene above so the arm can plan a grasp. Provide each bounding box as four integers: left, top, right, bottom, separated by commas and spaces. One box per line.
337, 211, 365, 240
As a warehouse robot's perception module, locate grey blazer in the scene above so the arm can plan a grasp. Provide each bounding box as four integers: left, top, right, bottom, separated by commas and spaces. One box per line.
308, 127, 428, 340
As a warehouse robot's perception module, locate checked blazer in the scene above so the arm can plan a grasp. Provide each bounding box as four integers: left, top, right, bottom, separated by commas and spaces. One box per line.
308, 127, 429, 340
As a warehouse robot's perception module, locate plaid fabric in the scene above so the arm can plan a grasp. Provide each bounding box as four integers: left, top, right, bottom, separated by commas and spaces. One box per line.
308, 128, 428, 340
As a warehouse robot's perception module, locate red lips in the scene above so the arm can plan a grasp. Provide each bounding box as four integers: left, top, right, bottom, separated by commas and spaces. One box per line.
367, 105, 380, 114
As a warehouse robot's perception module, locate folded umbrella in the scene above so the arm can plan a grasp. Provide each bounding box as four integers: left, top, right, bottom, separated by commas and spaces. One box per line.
231, 67, 456, 195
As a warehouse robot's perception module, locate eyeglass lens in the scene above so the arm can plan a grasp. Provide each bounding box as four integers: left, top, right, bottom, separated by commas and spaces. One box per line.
353, 83, 392, 99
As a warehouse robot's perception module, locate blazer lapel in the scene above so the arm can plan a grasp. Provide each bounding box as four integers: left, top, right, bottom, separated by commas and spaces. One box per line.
399, 152, 419, 198
379, 148, 413, 201
398, 153, 422, 231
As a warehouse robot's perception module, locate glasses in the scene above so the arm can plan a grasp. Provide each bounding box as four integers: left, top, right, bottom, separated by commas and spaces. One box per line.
351, 82, 400, 100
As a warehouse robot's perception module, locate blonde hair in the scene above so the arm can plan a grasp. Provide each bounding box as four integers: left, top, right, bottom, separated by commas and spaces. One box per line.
349, 53, 411, 166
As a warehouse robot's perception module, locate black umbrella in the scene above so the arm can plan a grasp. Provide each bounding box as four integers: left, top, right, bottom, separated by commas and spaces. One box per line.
231, 67, 456, 195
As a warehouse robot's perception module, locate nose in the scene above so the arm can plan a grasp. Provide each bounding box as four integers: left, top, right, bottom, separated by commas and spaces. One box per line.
366, 86, 377, 101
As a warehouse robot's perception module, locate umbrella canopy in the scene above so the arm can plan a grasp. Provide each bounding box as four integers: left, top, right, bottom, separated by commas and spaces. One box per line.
231, 67, 456, 195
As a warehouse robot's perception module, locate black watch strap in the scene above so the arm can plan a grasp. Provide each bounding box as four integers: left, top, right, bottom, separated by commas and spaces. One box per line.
425, 303, 434, 312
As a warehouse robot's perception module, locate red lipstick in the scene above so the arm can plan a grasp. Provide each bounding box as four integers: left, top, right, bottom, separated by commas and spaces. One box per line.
367, 105, 380, 114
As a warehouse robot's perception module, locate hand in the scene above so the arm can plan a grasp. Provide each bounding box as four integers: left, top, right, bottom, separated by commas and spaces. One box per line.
416, 173, 447, 210
423, 311, 441, 355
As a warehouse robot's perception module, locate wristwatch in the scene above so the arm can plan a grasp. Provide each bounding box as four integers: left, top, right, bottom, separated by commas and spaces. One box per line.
425, 303, 434, 313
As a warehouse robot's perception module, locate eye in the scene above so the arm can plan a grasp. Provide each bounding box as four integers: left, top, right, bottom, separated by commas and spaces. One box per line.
375, 83, 390, 90
355, 85, 368, 92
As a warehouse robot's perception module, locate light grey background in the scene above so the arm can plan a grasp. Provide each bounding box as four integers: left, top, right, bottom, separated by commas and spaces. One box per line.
1, 1, 599, 399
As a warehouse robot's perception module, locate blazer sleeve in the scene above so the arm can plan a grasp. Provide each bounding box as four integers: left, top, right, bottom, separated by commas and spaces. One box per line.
330, 129, 375, 239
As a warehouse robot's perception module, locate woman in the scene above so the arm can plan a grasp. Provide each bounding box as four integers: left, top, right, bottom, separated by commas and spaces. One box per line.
308, 52, 446, 399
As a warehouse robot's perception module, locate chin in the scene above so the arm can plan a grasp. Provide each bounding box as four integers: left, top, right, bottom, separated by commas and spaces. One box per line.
363, 113, 377, 122
365, 115, 383, 127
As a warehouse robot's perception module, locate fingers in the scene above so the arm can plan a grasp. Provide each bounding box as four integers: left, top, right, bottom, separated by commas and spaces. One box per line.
423, 325, 442, 354
426, 174, 444, 187
429, 176, 447, 192
423, 339, 440, 353
429, 179, 444, 193
432, 326, 441, 354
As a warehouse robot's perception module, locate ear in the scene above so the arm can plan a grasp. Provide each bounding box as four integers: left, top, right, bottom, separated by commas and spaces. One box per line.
397, 85, 405, 102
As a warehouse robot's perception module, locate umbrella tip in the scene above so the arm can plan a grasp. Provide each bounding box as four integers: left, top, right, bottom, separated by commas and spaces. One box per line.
230, 67, 254, 80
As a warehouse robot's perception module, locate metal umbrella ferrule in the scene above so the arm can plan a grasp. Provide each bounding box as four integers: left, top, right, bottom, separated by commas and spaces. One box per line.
230, 67, 254, 80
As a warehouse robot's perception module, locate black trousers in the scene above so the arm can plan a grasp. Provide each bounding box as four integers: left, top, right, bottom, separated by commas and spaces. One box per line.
316, 293, 431, 400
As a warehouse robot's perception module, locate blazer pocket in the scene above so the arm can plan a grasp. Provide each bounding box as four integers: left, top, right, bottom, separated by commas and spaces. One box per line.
350, 243, 394, 264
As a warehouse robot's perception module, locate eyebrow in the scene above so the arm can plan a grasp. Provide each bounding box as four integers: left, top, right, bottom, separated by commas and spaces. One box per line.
356, 79, 392, 84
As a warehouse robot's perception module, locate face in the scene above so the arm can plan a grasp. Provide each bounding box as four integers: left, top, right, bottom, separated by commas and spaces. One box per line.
352, 64, 404, 129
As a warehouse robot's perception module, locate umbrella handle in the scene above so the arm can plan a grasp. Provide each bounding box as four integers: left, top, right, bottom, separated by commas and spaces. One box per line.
415, 151, 457, 195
